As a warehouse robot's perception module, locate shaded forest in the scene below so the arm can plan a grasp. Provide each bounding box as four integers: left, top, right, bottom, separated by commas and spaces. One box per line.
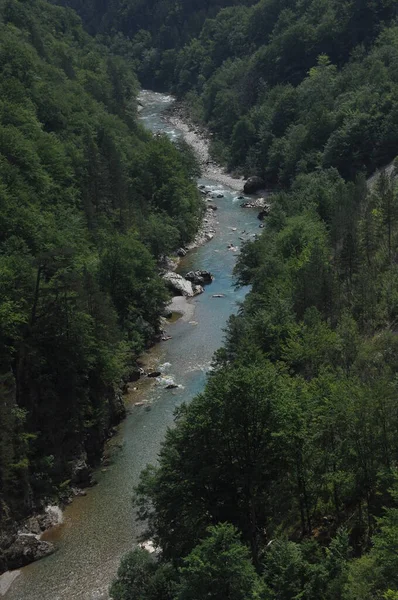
55, 0, 398, 599
0, 0, 202, 567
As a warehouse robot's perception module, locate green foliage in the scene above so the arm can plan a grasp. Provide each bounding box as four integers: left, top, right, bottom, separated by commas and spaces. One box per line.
42, 0, 398, 597
98, 232, 169, 341
0, 0, 202, 534
110, 547, 176, 600
345, 493, 398, 599
135, 358, 298, 563
110, 525, 263, 600
177, 524, 265, 600
69, 0, 398, 183
134, 164, 398, 598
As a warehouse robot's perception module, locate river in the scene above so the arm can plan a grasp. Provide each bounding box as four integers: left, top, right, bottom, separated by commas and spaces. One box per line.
3, 91, 260, 600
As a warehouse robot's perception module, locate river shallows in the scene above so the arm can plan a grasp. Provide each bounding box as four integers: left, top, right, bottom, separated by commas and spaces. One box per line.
3, 91, 260, 600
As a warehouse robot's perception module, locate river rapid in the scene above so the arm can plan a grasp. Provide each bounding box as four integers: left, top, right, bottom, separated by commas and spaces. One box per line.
3, 91, 260, 600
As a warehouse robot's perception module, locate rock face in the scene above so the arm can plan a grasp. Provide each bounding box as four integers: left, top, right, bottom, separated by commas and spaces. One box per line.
241, 196, 269, 209
258, 206, 271, 220
5, 535, 55, 570
163, 272, 194, 297
183, 205, 217, 250
0, 503, 64, 575
71, 454, 92, 487
109, 388, 126, 424
185, 270, 213, 285
23, 517, 41, 536
244, 176, 265, 194
193, 284, 204, 296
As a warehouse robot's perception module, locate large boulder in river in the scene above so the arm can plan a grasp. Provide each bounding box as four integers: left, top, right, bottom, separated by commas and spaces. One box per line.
5, 535, 55, 569
163, 272, 194, 297
244, 176, 265, 194
185, 270, 213, 285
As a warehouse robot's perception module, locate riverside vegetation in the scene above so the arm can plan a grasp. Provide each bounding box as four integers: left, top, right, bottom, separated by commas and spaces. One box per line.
0, 0, 203, 572
3, 0, 398, 598
52, 1, 398, 599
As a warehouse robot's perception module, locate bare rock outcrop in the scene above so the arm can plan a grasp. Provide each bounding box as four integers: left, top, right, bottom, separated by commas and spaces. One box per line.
163, 272, 195, 297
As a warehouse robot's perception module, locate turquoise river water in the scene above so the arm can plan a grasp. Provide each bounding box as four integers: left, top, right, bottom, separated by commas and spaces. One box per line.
3, 91, 260, 600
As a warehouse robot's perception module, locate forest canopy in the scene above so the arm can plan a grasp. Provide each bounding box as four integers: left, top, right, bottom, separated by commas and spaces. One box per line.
0, 0, 202, 559
66, 0, 398, 599
60, 0, 398, 184
4, 0, 398, 597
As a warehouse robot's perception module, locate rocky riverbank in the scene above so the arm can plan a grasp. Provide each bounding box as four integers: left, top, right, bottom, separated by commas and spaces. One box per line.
0, 506, 64, 594
167, 104, 245, 191
0, 386, 126, 581
186, 200, 218, 250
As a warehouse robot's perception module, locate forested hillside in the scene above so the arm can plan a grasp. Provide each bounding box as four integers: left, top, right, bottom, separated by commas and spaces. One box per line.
56, 1, 398, 599
52, 0, 258, 90
0, 0, 202, 570
115, 167, 398, 600
62, 0, 398, 183
5, 0, 398, 596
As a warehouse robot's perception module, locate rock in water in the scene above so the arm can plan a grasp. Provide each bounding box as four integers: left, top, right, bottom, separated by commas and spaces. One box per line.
163, 272, 194, 297
244, 176, 265, 194
147, 371, 161, 378
241, 197, 269, 209
5, 535, 55, 569
185, 270, 213, 285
